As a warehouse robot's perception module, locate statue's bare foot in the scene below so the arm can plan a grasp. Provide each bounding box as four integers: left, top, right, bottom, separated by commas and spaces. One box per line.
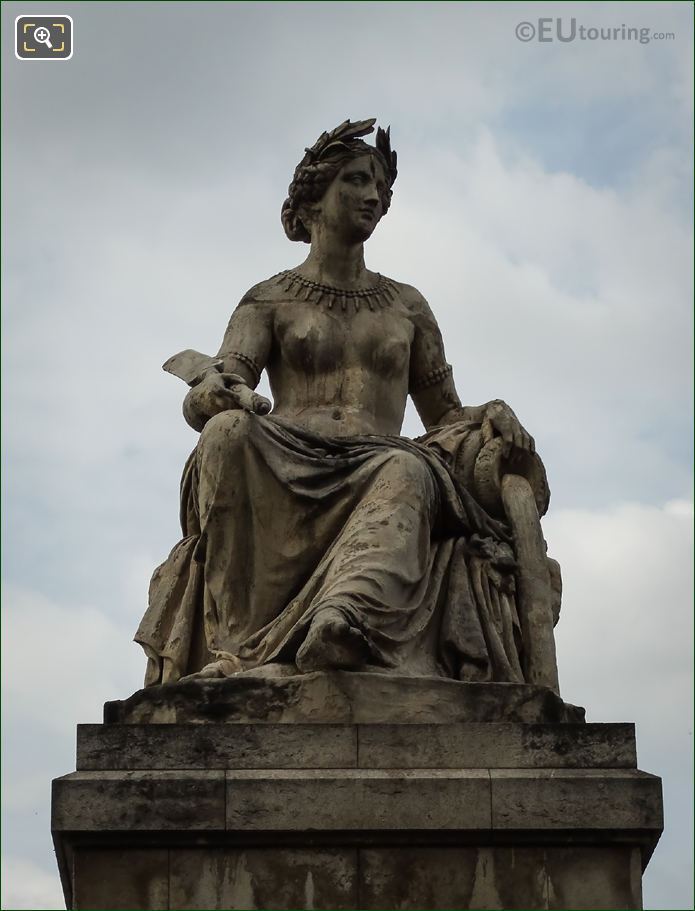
296, 607, 369, 672
179, 657, 240, 682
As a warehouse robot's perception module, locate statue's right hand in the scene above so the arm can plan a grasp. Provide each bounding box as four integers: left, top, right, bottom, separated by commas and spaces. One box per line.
183, 372, 271, 430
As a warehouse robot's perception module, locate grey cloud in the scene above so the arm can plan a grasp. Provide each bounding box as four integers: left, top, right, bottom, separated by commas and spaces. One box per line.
2, 1, 692, 907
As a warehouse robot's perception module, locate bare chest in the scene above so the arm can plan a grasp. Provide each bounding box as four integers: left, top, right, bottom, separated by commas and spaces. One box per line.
273, 301, 414, 378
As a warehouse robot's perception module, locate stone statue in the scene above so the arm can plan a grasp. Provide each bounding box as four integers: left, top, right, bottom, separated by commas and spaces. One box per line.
135, 118, 561, 693
55, 121, 662, 911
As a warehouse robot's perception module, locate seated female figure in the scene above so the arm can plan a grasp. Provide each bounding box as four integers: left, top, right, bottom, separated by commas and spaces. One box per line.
135, 119, 541, 687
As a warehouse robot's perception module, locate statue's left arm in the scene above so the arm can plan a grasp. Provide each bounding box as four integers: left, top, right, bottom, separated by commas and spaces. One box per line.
406, 287, 534, 454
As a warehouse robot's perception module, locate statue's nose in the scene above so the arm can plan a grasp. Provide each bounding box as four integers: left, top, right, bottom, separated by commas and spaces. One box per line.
363, 185, 380, 206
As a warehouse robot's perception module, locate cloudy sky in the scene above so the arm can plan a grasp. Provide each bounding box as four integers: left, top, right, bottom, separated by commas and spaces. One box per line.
2, 1, 692, 908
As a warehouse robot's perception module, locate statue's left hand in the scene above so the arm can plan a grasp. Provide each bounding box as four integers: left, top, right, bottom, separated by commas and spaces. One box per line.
482, 400, 535, 457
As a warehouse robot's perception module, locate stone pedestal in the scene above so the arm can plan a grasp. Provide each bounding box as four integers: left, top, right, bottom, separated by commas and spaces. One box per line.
52, 674, 662, 910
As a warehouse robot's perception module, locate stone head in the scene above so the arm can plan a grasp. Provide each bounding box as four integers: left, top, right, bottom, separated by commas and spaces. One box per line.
281, 118, 398, 244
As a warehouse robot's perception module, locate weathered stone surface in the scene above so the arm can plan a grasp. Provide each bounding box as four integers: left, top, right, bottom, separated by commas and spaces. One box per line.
104, 670, 585, 725
501, 473, 559, 692
77, 722, 356, 770
53, 721, 663, 910
66, 844, 646, 909
546, 846, 643, 910
226, 768, 492, 831
52, 118, 663, 911
137, 120, 564, 695
169, 847, 359, 910
73, 848, 169, 911
78, 720, 632, 772
53, 763, 661, 850
358, 722, 635, 769
360, 846, 549, 910
52, 770, 225, 831
491, 768, 663, 834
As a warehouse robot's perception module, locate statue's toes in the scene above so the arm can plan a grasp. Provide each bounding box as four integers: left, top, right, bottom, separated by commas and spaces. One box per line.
346, 624, 368, 650
296, 615, 369, 672
180, 658, 238, 681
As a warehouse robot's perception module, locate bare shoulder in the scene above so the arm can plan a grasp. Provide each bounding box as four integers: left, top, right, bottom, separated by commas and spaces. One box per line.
384, 277, 437, 322
236, 272, 290, 308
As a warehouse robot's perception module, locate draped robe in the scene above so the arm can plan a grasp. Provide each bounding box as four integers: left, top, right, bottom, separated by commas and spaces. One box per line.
135, 274, 535, 687
135, 411, 526, 687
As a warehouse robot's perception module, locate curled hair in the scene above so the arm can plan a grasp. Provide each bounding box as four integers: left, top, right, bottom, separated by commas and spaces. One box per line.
281, 118, 398, 243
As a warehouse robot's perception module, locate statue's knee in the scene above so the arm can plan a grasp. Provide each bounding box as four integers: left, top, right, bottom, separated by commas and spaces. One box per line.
199, 409, 253, 455
386, 449, 433, 492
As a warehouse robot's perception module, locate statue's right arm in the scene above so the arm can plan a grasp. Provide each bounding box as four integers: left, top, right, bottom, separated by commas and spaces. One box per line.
182, 291, 274, 432
216, 291, 274, 388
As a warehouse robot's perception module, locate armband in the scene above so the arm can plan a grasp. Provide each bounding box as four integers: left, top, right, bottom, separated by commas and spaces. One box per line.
227, 350, 261, 386
411, 363, 453, 393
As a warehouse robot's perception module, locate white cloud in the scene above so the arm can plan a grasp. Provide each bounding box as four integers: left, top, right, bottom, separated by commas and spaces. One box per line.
2, 2, 691, 909
544, 498, 694, 910
383, 127, 692, 508
546, 498, 693, 715
1, 856, 65, 910
1, 587, 147, 909
2, 586, 144, 731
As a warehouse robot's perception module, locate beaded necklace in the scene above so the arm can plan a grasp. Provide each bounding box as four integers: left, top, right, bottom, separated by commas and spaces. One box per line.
277, 269, 397, 312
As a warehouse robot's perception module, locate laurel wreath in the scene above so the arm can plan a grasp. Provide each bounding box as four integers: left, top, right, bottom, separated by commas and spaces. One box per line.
301, 118, 398, 187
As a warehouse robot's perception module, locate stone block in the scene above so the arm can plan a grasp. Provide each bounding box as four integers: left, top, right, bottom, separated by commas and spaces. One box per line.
52, 770, 225, 831
77, 722, 636, 773
490, 768, 663, 833
169, 847, 359, 910
546, 846, 643, 910
72, 848, 168, 910
66, 843, 648, 910
226, 768, 492, 831
52, 718, 663, 910
360, 846, 549, 910
105, 670, 585, 725
77, 722, 357, 770
357, 723, 636, 769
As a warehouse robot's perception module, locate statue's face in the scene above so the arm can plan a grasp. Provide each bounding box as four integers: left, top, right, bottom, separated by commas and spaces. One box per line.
313, 153, 388, 243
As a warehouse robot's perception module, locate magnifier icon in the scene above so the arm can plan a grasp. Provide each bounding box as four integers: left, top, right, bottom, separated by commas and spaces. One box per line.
33, 26, 53, 49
